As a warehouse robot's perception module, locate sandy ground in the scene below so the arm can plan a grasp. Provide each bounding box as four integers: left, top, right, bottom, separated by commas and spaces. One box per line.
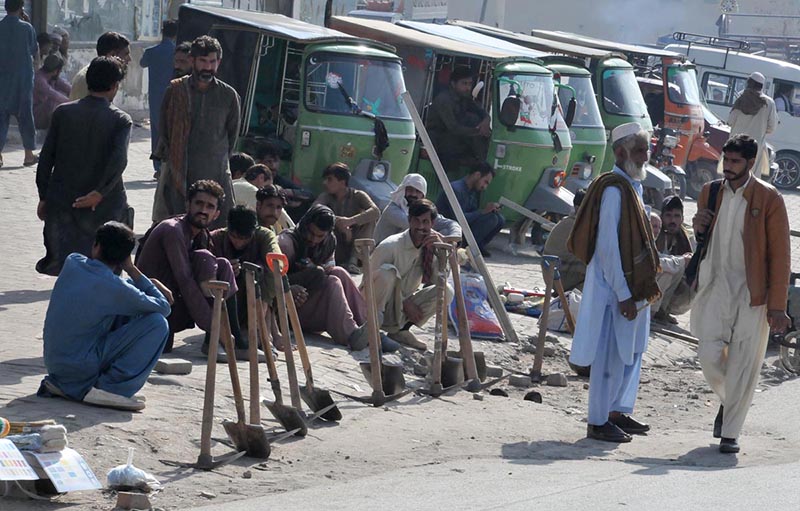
1, 126, 799, 510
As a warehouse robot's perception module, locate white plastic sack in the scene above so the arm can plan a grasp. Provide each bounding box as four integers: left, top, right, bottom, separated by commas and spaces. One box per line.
107, 448, 161, 492
546, 289, 581, 333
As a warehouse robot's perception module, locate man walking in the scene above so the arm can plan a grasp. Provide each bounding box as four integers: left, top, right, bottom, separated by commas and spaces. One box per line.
727, 72, 777, 178
36, 56, 132, 276
154, 35, 239, 228
0, 0, 38, 168
141, 20, 178, 177
691, 135, 790, 453
567, 122, 661, 443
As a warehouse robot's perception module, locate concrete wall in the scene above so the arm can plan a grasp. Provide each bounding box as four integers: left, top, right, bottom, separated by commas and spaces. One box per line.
448, 0, 800, 45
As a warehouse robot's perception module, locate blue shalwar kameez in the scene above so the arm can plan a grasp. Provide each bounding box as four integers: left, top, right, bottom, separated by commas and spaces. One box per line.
569, 167, 651, 427
39, 253, 171, 401
0, 13, 37, 152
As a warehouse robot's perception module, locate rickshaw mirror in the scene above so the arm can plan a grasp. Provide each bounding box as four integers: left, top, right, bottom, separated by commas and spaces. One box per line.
565, 97, 577, 128
499, 96, 521, 128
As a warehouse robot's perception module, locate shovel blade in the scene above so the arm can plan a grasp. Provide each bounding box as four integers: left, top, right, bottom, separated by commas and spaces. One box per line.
300, 386, 342, 422
441, 356, 465, 388
222, 420, 271, 459
360, 361, 405, 396
264, 400, 307, 437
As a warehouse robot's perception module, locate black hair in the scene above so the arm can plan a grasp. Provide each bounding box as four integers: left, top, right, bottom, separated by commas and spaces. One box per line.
187, 179, 225, 204
408, 198, 438, 221
5, 0, 23, 13
722, 134, 758, 161
37, 32, 53, 46
191, 35, 222, 59
229, 152, 255, 176
96, 31, 129, 57
42, 53, 64, 73
470, 161, 496, 178
301, 204, 335, 232
95, 221, 135, 265
573, 188, 587, 210
450, 66, 474, 84
322, 162, 351, 185
162, 20, 178, 39
254, 141, 280, 162
86, 56, 126, 93
175, 41, 191, 54
256, 184, 287, 206
245, 164, 271, 183
227, 205, 258, 237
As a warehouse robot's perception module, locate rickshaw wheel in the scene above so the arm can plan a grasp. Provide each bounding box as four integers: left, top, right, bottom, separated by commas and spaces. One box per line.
780, 331, 800, 374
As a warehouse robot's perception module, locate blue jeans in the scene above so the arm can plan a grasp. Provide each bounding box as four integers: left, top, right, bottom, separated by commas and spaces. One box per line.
469, 212, 505, 251
0, 90, 36, 151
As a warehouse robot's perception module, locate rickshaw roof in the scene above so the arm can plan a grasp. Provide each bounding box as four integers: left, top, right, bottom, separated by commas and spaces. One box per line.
398, 21, 547, 60
330, 16, 511, 60
180, 5, 391, 48
530, 29, 681, 59
452, 21, 613, 59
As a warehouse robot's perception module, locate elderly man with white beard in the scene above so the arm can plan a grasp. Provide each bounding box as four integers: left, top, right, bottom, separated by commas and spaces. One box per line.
567, 122, 662, 443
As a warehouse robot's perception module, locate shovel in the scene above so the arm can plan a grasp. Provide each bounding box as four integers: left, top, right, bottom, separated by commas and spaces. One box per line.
445, 239, 484, 391
267, 253, 309, 423
347, 238, 408, 406
242, 263, 263, 429
194, 281, 246, 470
249, 258, 307, 437
219, 300, 271, 459
282, 273, 342, 421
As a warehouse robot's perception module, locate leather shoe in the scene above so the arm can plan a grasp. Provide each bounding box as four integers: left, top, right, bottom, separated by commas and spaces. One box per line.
720, 437, 740, 454
713, 405, 723, 439
587, 421, 632, 443
610, 414, 650, 435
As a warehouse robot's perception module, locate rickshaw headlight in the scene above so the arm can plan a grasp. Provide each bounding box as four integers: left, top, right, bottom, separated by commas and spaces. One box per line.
580, 165, 593, 180
369, 162, 388, 182
663, 135, 678, 148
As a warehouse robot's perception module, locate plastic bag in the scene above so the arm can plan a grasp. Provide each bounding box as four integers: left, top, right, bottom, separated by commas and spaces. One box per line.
448, 272, 504, 341
107, 448, 161, 492
546, 289, 581, 333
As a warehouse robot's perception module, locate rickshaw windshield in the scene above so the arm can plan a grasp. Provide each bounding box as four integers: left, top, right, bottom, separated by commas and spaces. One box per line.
667, 66, 702, 106
557, 75, 603, 127
498, 73, 555, 130
602, 68, 649, 117
304, 53, 411, 120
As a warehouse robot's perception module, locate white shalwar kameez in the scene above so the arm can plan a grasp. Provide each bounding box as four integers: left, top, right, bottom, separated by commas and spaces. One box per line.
690, 177, 769, 439
569, 167, 651, 427
726, 98, 777, 178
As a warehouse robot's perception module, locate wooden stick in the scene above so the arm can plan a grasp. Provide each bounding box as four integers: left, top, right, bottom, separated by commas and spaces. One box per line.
402, 91, 518, 344
552, 273, 575, 334
448, 241, 479, 382
498, 197, 556, 232
198, 282, 228, 462
355, 239, 385, 398
244, 268, 261, 424
531, 264, 555, 380
270, 262, 304, 412
650, 326, 699, 345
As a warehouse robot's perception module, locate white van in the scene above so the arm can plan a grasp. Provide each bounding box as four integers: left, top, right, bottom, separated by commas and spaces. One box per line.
666, 43, 800, 188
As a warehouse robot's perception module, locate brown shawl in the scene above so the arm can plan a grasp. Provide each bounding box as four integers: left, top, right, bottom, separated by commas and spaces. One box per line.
161, 76, 192, 198
567, 172, 661, 303
732, 88, 767, 116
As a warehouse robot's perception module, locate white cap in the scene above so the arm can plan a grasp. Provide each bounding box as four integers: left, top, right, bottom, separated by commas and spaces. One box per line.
611, 122, 643, 144
749, 72, 765, 85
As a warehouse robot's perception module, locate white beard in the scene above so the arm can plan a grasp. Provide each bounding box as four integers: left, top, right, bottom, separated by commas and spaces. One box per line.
623, 159, 647, 182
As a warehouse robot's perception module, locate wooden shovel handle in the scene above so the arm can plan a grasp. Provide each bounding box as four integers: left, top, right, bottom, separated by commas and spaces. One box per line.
284, 278, 315, 391
255, 295, 284, 405
355, 238, 383, 396
271, 257, 304, 411
266, 253, 289, 275
199, 286, 225, 458
220, 301, 248, 424
448, 244, 478, 381
244, 268, 261, 424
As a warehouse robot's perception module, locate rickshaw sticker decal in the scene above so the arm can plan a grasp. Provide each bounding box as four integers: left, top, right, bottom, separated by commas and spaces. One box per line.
340, 144, 357, 159
326, 72, 343, 88
363, 97, 381, 115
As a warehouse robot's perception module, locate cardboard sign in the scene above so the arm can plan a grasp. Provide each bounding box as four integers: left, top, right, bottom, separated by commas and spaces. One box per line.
32, 448, 101, 492
0, 439, 38, 481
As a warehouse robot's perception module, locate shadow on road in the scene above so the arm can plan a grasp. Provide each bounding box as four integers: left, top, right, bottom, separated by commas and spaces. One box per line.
624, 445, 739, 474
0, 288, 51, 311
501, 438, 617, 465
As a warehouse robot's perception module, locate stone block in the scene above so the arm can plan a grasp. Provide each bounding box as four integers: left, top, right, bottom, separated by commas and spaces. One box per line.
154, 358, 192, 375
485, 365, 503, 378
509, 374, 532, 388
546, 372, 568, 387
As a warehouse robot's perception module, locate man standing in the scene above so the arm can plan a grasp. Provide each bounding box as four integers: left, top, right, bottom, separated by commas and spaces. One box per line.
691, 135, 790, 454
567, 122, 661, 443
39, 222, 170, 411
651, 195, 694, 324
543, 188, 587, 292
436, 162, 504, 257
0, 0, 38, 168
173, 41, 192, 78
36, 57, 132, 276
137, 180, 242, 355
426, 66, 490, 174
314, 162, 379, 274
141, 20, 178, 177
727, 72, 777, 178
369, 199, 453, 351
154, 35, 239, 227
70, 31, 131, 101
374, 173, 461, 245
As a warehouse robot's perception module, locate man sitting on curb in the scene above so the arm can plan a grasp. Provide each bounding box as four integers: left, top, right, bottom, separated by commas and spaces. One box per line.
652, 195, 695, 324
233, 163, 271, 210
137, 180, 243, 356
39, 222, 171, 411
368, 199, 454, 351
314, 162, 380, 274
436, 162, 504, 257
